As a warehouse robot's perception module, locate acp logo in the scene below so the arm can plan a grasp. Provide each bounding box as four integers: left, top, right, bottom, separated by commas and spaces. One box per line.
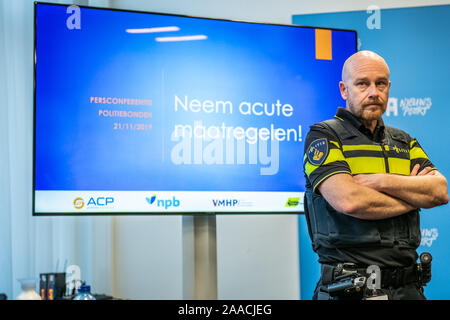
75, 197, 114, 209
285, 198, 299, 207
146, 195, 180, 209
74, 197, 84, 209
87, 197, 114, 207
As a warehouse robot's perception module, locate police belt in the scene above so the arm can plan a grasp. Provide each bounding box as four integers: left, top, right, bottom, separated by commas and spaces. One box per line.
321, 264, 419, 289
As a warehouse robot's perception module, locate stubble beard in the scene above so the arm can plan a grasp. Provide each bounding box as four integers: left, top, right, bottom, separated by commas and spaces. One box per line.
347, 100, 386, 122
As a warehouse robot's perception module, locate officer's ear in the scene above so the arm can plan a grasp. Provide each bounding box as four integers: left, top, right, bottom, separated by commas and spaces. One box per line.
339, 81, 348, 100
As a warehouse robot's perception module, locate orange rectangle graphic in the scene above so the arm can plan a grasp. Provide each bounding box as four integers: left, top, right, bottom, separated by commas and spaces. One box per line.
315, 29, 332, 60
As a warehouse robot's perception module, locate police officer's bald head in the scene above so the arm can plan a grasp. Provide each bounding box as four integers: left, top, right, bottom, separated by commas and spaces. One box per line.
341, 51, 390, 84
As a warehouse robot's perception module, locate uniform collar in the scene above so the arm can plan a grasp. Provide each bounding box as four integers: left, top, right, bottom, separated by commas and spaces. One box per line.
335, 107, 385, 142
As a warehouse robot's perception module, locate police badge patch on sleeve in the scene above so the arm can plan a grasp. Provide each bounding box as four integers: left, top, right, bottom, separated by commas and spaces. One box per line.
307, 138, 329, 166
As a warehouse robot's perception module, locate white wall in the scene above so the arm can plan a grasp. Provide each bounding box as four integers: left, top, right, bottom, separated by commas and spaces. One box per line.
0, 0, 13, 294
108, 0, 450, 25
216, 215, 299, 299
111, 216, 183, 300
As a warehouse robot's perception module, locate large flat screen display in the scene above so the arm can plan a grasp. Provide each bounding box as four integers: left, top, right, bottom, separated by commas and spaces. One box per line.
34, 2, 356, 214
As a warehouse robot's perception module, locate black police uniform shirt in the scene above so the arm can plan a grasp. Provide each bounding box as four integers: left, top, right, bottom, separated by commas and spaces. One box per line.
303, 107, 435, 268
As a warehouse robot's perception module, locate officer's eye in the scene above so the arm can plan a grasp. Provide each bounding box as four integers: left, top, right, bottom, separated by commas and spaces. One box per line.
376, 81, 388, 89
355, 81, 369, 88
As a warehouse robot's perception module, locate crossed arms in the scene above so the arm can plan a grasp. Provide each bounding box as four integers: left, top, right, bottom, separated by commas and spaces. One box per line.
318, 164, 449, 220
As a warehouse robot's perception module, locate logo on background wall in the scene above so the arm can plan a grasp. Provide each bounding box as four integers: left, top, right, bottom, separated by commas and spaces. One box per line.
146, 195, 180, 209
73, 197, 84, 209
386, 97, 432, 117
421, 228, 438, 247
307, 138, 328, 166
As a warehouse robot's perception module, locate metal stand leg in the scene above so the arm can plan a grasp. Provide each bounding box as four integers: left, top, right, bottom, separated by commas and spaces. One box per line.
182, 214, 217, 300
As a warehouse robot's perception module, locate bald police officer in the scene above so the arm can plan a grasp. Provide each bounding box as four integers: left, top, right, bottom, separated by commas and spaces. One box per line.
303, 50, 449, 300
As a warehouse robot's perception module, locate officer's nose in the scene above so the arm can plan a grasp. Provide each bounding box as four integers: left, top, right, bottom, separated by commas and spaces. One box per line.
367, 82, 379, 99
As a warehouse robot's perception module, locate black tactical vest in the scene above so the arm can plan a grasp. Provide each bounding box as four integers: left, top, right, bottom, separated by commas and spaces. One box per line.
304, 118, 421, 254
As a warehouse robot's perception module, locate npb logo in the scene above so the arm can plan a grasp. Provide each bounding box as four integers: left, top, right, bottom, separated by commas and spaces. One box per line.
146, 195, 180, 209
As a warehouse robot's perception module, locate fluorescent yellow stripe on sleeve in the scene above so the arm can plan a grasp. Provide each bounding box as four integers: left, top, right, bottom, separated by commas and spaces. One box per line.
330, 140, 340, 148
304, 161, 319, 177
410, 147, 429, 160
313, 170, 352, 192
304, 148, 346, 176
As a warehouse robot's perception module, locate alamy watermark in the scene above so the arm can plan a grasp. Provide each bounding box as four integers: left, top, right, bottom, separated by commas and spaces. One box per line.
66, 5, 81, 30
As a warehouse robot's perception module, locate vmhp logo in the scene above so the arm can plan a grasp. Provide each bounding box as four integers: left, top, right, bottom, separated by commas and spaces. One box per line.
212, 199, 239, 207
146, 194, 180, 209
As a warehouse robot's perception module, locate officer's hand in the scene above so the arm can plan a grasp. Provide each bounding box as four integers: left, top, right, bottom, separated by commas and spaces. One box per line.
410, 164, 434, 176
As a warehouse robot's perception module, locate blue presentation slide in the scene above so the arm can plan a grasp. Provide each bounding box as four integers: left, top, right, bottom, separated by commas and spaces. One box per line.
34, 4, 355, 213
